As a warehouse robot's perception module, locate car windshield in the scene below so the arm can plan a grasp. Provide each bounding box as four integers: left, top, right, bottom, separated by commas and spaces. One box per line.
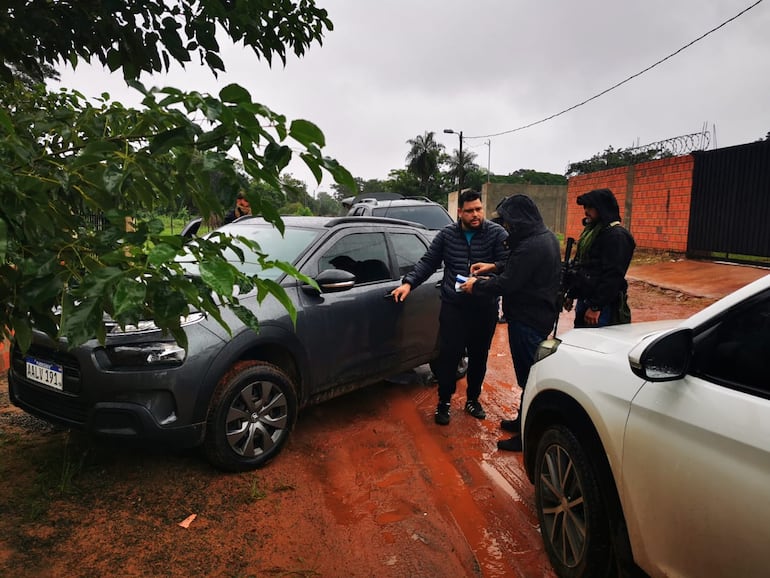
179, 222, 321, 280
372, 205, 452, 229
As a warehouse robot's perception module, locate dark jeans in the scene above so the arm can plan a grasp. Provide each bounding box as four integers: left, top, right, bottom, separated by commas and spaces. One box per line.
507, 321, 547, 431
435, 299, 498, 403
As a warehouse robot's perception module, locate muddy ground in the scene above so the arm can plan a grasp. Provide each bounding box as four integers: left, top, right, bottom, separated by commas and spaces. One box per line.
0, 274, 720, 577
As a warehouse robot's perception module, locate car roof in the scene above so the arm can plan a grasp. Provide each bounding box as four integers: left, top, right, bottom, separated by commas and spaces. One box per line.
350, 196, 441, 208
225, 215, 428, 230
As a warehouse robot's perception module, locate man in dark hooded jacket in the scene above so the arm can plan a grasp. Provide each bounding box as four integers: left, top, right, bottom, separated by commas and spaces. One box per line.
460, 195, 561, 451
565, 188, 636, 327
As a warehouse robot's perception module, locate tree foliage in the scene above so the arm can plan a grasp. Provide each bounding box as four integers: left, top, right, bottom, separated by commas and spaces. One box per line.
565, 145, 672, 177
0, 2, 356, 350
405, 131, 444, 196
494, 169, 567, 185
1, 0, 333, 82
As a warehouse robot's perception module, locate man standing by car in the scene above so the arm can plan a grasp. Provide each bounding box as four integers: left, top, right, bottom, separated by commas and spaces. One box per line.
460, 195, 561, 451
391, 190, 508, 425
565, 188, 636, 327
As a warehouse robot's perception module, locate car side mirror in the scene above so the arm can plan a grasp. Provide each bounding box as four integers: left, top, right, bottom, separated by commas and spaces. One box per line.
302, 268, 356, 295
628, 328, 693, 381
180, 217, 203, 240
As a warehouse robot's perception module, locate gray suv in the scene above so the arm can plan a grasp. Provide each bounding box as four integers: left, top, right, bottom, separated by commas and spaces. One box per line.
346, 195, 453, 231
9, 216, 446, 471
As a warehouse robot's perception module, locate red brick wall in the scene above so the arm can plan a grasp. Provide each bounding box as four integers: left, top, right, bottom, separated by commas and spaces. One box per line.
566, 155, 694, 252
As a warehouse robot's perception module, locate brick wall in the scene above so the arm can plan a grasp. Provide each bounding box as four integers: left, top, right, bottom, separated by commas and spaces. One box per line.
566, 155, 694, 252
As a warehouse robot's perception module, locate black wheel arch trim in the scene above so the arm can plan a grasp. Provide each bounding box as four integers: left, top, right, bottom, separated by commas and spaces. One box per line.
193, 323, 309, 421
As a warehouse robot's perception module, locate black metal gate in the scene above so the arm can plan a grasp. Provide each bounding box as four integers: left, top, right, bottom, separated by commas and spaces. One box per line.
688, 140, 770, 265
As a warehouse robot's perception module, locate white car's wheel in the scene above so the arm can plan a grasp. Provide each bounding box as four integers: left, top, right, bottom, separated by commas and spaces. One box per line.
534, 425, 614, 578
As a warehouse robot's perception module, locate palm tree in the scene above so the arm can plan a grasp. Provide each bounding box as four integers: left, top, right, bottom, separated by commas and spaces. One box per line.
406, 132, 444, 196
445, 148, 478, 190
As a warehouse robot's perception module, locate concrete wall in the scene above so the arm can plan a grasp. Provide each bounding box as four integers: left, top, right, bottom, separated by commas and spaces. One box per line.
447, 183, 568, 235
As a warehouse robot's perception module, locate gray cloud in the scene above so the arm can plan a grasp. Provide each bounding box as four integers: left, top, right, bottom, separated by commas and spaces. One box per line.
53, 0, 770, 189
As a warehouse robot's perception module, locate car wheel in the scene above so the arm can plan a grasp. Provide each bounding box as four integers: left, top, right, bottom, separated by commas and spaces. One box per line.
534, 425, 614, 578
203, 360, 298, 472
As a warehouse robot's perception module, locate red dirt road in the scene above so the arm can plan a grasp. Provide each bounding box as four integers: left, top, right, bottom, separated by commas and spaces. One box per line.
1, 260, 767, 577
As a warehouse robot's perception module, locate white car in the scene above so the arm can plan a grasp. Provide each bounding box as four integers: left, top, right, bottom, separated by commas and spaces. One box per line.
521, 273, 770, 578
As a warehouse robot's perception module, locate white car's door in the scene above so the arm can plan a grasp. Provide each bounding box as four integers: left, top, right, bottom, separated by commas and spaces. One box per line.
621, 290, 770, 577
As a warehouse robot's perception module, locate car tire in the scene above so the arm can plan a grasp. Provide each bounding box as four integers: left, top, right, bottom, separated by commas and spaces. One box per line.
203, 360, 298, 472
533, 424, 614, 578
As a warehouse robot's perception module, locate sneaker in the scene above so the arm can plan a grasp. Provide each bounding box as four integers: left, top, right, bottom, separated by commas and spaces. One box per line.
500, 418, 520, 434
464, 399, 486, 419
497, 436, 522, 452
434, 402, 451, 425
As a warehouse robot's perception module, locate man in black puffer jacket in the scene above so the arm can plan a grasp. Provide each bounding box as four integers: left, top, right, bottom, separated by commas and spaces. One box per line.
391, 190, 508, 426
460, 194, 561, 451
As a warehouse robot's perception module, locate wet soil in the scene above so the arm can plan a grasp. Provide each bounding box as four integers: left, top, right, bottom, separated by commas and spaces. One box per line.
0, 277, 722, 578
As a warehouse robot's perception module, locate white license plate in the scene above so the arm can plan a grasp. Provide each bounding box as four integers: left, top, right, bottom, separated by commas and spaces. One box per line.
25, 357, 64, 391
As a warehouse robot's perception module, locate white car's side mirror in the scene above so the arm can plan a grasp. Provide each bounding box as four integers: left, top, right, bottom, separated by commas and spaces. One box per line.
629, 328, 693, 381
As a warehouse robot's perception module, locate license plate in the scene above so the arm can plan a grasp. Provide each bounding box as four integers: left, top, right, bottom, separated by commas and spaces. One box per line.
25, 357, 64, 391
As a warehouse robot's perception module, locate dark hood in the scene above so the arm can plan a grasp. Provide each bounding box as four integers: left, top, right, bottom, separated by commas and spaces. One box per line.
495, 194, 548, 245
577, 188, 622, 224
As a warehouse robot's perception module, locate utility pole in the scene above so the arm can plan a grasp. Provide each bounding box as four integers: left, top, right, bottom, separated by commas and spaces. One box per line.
443, 128, 464, 195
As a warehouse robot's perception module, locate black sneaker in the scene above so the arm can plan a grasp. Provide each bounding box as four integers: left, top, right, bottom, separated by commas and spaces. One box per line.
497, 436, 522, 452
500, 418, 520, 434
464, 400, 486, 419
434, 402, 451, 425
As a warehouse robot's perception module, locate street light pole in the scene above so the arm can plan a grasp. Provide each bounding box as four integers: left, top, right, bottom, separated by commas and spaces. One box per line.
443, 128, 464, 195
485, 139, 491, 183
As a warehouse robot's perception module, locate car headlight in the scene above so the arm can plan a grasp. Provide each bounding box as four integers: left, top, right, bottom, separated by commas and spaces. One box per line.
103, 342, 187, 368
535, 338, 561, 362
108, 312, 205, 335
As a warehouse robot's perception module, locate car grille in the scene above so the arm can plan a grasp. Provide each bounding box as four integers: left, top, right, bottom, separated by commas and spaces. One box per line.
11, 344, 88, 424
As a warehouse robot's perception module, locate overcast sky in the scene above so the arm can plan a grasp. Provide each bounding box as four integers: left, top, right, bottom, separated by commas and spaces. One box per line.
52, 0, 770, 194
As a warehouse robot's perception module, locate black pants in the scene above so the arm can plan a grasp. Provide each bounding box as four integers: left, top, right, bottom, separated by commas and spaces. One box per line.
435, 299, 498, 404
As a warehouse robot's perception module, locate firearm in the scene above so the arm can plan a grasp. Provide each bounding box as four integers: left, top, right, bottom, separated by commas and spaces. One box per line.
553, 237, 576, 337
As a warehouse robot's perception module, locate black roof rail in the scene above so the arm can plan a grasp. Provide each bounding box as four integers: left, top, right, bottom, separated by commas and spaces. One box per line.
324, 216, 428, 229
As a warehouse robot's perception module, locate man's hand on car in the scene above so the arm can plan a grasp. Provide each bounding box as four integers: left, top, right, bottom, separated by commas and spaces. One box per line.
391, 283, 412, 302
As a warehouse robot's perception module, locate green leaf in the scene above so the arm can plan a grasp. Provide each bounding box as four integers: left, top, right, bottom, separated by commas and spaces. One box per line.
259, 279, 297, 325
219, 84, 251, 104
60, 297, 104, 348
149, 126, 193, 154
290, 119, 325, 148
113, 278, 146, 319
13, 318, 32, 353
0, 218, 6, 262
199, 259, 236, 294
147, 243, 179, 266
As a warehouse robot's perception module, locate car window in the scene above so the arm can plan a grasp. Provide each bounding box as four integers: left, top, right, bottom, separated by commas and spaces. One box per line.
390, 233, 428, 277
691, 290, 770, 395
372, 205, 452, 229
179, 224, 320, 280
318, 232, 392, 283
